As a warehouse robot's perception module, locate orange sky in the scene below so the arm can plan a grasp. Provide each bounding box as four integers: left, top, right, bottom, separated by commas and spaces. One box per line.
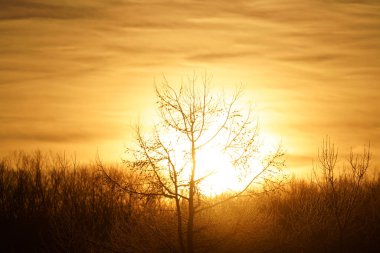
1, 0, 379, 176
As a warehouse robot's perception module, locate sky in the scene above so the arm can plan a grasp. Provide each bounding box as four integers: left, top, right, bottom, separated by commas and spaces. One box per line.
1, 0, 379, 176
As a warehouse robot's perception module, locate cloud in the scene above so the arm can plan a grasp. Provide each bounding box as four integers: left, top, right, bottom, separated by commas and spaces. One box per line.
0, 131, 96, 143
0, 0, 105, 20
0, 117, 125, 143
0, 0, 379, 168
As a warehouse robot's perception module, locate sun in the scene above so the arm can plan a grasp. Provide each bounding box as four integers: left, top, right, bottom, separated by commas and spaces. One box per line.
194, 133, 281, 196
196, 148, 242, 196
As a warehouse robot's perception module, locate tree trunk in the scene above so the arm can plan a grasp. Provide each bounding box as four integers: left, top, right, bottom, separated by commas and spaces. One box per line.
175, 191, 185, 253
187, 139, 196, 253
187, 183, 194, 253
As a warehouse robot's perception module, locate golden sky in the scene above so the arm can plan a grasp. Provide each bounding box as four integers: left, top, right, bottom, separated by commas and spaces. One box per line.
1, 0, 379, 175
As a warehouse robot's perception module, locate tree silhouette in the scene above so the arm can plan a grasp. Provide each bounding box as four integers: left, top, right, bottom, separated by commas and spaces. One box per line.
102, 74, 285, 253
313, 137, 371, 253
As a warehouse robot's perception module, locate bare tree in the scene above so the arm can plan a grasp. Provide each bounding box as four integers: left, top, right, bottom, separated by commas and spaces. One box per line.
102, 74, 285, 253
313, 137, 371, 253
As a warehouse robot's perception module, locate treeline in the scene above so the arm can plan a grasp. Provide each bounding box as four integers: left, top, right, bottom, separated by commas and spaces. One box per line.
0, 150, 379, 253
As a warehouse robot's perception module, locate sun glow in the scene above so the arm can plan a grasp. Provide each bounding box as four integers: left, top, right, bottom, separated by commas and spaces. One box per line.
196, 148, 242, 196
194, 133, 281, 196
146, 126, 283, 197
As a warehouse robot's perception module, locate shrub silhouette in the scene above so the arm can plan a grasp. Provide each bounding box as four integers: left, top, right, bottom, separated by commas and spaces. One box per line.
0, 151, 135, 253
0, 147, 379, 253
